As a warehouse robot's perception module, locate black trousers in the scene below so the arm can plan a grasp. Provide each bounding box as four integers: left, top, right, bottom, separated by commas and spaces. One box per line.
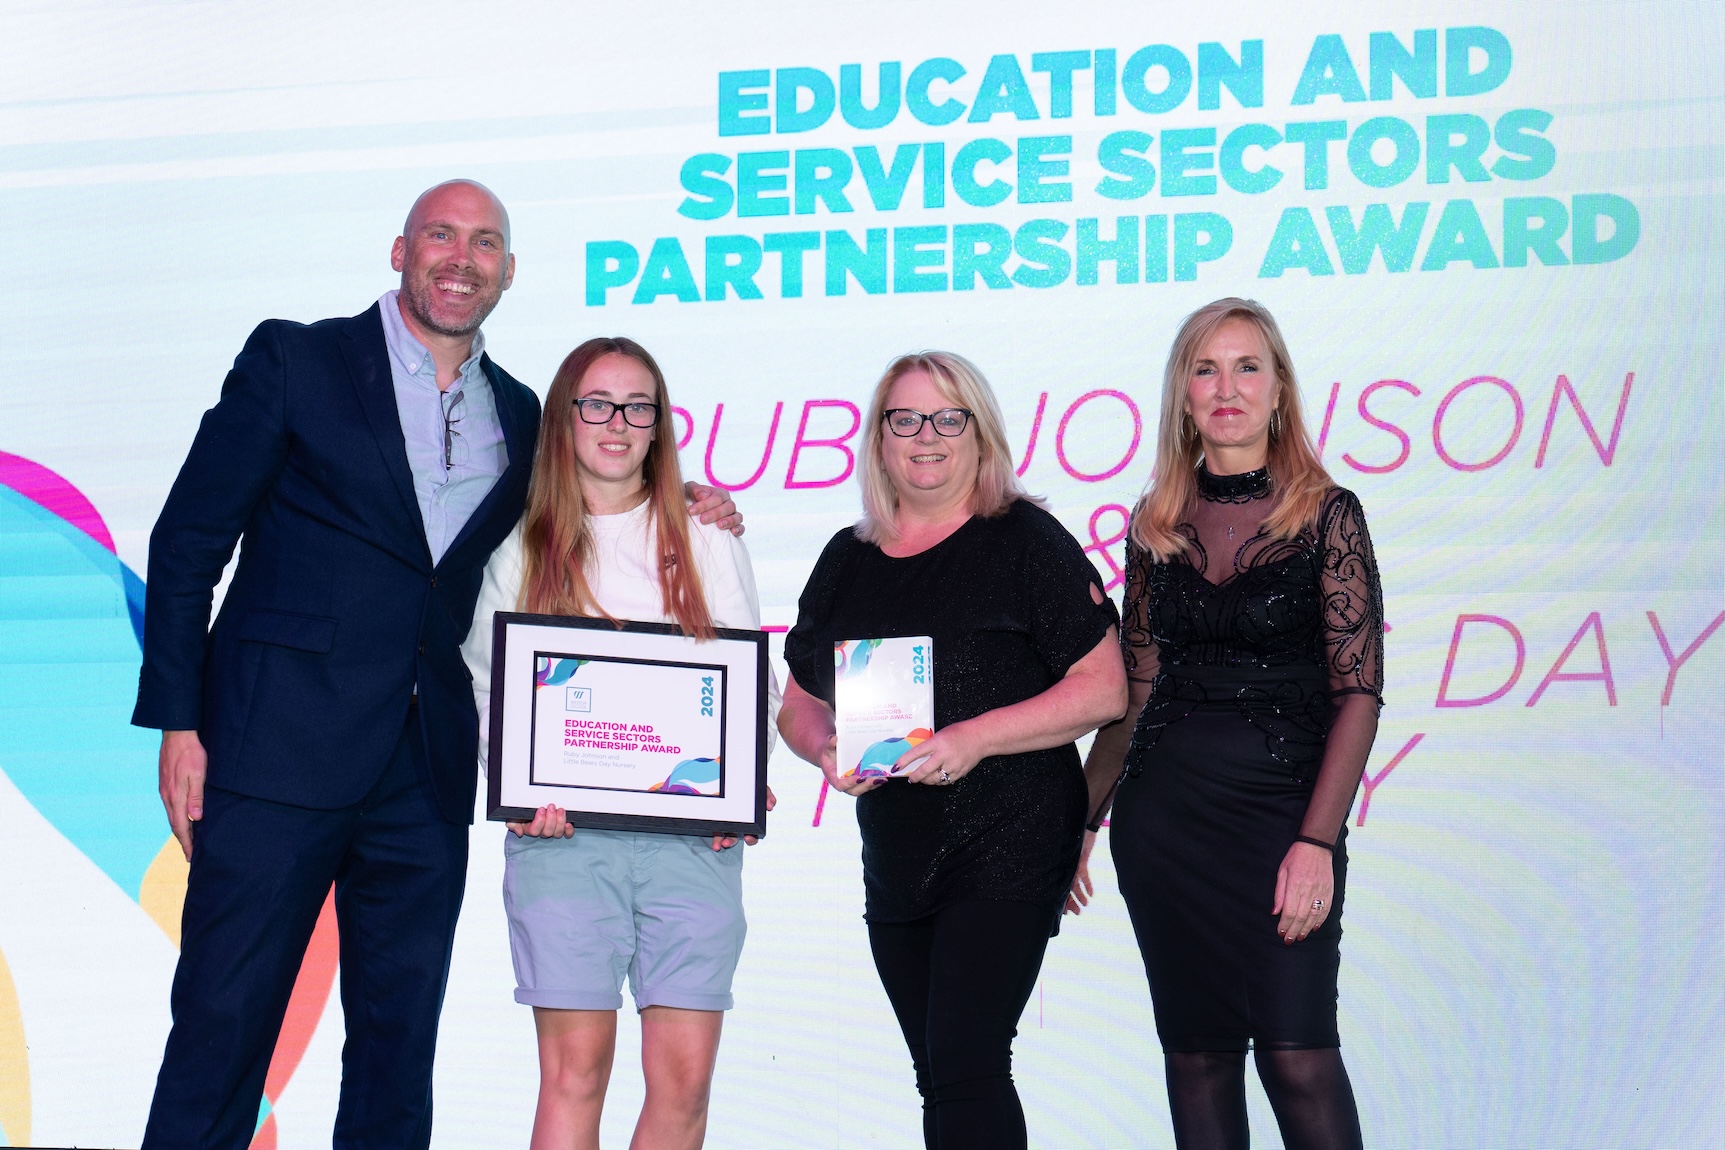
142, 710, 468, 1150
868, 899, 1058, 1150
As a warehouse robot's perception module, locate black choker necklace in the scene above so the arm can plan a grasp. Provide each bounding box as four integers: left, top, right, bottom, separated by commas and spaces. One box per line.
1196, 464, 1271, 502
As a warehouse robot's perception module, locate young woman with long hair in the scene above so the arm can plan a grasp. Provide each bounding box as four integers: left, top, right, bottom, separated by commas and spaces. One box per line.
462, 337, 777, 1150
1072, 299, 1384, 1150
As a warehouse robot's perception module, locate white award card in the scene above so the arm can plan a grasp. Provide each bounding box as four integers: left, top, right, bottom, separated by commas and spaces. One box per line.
492, 616, 764, 830
834, 636, 934, 779
531, 654, 726, 795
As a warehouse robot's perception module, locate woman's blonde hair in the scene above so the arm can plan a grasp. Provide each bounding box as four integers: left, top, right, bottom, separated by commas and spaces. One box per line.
1132, 298, 1334, 560
518, 337, 715, 639
856, 351, 1039, 545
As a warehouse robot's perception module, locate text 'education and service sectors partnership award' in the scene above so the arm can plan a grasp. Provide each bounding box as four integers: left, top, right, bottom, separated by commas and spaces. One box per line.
487, 613, 770, 837
834, 636, 935, 780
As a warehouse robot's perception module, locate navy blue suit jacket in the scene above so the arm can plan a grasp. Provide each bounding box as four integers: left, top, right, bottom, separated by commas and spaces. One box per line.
133, 303, 541, 824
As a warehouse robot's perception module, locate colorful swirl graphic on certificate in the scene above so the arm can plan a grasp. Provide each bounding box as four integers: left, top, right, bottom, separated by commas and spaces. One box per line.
531, 652, 727, 797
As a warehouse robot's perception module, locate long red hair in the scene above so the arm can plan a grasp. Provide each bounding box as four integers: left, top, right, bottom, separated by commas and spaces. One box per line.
518, 337, 715, 640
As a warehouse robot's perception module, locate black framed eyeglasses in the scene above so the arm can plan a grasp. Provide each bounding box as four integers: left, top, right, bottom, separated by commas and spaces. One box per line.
442, 389, 465, 470
574, 397, 661, 428
882, 407, 973, 437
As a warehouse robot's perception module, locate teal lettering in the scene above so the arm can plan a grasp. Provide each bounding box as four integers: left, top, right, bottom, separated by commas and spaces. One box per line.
763, 232, 822, 297
1348, 116, 1421, 188
776, 68, 835, 133
795, 149, 856, 214
632, 237, 700, 304
1219, 124, 1283, 193
585, 241, 638, 306
1032, 50, 1091, 118
1370, 30, 1438, 99
1174, 212, 1232, 280
923, 142, 946, 207
1094, 48, 1118, 115
1161, 128, 1217, 196
840, 62, 901, 130
1492, 109, 1556, 180
705, 235, 765, 301
1284, 120, 1348, 189
1197, 40, 1264, 110
1122, 44, 1192, 114
953, 138, 1013, 208
1326, 202, 1430, 273
1096, 130, 1156, 200
718, 70, 771, 136
1572, 194, 1639, 264
1258, 208, 1335, 277
825, 228, 889, 294
1012, 219, 1071, 288
893, 226, 948, 292
1292, 35, 1368, 104
969, 54, 1041, 122
856, 144, 920, 210
1503, 197, 1569, 267
677, 153, 734, 220
1420, 199, 1500, 270
1076, 216, 1141, 285
737, 151, 790, 217
1018, 135, 1073, 203
1426, 114, 1492, 183
1145, 214, 1169, 282
1446, 27, 1512, 97
952, 223, 1014, 290
907, 58, 967, 126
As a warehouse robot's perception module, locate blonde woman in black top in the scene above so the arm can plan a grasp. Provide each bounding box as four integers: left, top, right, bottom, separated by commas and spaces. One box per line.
779, 352, 1126, 1150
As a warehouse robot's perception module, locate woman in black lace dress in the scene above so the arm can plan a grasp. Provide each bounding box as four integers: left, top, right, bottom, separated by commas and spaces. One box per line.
1073, 299, 1383, 1150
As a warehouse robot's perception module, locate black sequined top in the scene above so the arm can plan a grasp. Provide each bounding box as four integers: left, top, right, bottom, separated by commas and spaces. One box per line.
1121, 466, 1385, 783
785, 500, 1119, 923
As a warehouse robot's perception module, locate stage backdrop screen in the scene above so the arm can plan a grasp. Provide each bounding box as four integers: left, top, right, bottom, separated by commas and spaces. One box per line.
0, 2, 1719, 1147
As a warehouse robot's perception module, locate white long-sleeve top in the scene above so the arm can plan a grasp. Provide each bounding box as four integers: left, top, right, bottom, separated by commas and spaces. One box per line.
461, 501, 781, 773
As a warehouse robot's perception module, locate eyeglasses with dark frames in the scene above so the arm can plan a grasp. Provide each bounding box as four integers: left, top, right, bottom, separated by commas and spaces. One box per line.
442, 390, 465, 470
573, 397, 662, 428
881, 408, 974, 437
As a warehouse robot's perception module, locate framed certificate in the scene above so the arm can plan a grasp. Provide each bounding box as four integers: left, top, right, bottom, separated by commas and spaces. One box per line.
486, 612, 770, 837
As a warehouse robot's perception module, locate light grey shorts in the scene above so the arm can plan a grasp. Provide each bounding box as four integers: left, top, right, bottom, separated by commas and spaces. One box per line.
502, 827, 746, 1012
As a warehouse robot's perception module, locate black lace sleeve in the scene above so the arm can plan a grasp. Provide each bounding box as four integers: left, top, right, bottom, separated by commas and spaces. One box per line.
1117, 534, 1161, 679
1296, 489, 1385, 844
1081, 533, 1157, 830
1318, 489, 1384, 704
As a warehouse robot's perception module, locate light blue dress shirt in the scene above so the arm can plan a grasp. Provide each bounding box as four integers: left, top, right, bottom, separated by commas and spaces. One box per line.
378, 290, 510, 565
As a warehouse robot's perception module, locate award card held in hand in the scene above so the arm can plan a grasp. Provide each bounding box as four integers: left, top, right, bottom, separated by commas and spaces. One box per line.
834, 636, 934, 780
486, 613, 770, 837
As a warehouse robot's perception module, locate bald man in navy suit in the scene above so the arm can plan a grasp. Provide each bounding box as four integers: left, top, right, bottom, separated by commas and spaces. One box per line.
133, 180, 739, 1148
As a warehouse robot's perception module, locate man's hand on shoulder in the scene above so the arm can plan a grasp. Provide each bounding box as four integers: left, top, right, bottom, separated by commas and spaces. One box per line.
159, 729, 208, 861
685, 481, 744, 536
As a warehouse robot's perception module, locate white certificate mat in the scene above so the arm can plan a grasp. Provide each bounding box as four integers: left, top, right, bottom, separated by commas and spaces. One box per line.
488, 613, 768, 836
530, 653, 727, 795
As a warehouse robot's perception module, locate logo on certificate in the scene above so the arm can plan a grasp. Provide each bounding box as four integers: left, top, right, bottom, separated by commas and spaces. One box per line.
565, 686, 593, 712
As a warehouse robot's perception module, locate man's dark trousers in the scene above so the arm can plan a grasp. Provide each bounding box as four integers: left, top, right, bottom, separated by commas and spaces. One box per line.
131, 304, 540, 1148
143, 705, 463, 1149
